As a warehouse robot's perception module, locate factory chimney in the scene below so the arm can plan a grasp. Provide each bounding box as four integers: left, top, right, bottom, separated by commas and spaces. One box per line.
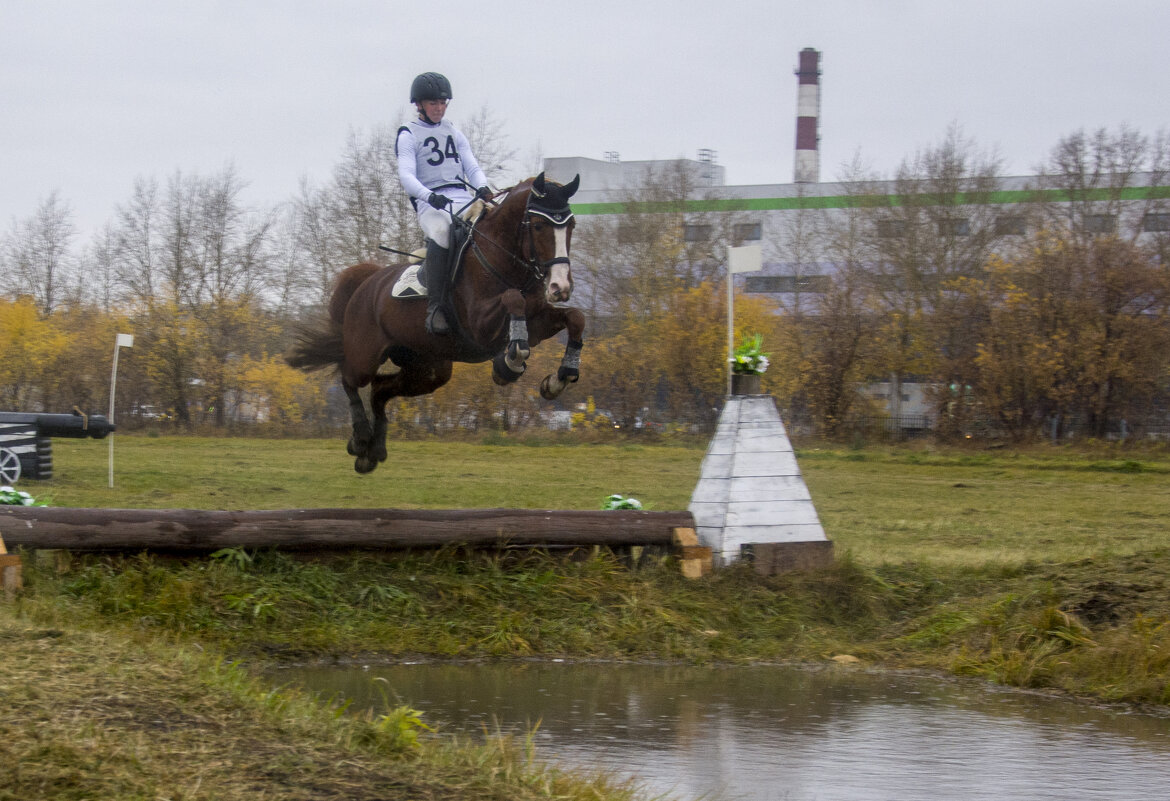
794, 48, 821, 184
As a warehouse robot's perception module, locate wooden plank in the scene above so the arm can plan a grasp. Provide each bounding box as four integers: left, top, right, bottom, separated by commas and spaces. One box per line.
671, 527, 712, 578
743, 541, 834, 576
0, 507, 696, 553
0, 554, 21, 600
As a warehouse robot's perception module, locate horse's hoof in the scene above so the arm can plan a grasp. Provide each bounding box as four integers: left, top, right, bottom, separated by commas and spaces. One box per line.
372, 445, 388, 463
507, 340, 531, 365
353, 456, 378, 474
540, 376, 564, 400
492, 353, 525, 385
346, 437, 361, 456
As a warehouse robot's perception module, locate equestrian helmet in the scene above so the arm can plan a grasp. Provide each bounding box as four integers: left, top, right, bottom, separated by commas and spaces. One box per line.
411, 72, 453, 103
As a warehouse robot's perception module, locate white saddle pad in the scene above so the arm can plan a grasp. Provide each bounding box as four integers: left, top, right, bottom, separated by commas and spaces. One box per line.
391, 264, 428, 299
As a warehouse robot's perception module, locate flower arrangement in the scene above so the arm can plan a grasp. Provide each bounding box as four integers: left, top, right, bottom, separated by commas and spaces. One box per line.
730, 333, 770, 375
0, 486, 41, 506
602, 494, 643, 510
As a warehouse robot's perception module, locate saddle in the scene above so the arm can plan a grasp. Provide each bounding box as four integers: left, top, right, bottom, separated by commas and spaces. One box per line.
390, 198, 491, 300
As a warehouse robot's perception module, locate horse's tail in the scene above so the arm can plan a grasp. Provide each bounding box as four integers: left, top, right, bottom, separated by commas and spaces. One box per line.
285, 319, 344, 372
285, 262, 385, 372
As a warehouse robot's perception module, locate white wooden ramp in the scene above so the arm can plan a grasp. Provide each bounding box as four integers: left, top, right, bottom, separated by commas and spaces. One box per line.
688, 394, 830, 567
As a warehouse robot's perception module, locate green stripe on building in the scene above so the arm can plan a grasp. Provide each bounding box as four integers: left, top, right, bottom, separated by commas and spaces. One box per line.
572, 185, 1170, 216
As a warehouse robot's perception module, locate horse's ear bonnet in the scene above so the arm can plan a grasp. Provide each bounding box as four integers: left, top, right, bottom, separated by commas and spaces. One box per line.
528, 172, 580, 225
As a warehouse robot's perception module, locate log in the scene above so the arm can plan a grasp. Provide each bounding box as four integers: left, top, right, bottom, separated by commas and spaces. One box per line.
0, 507, 696, 553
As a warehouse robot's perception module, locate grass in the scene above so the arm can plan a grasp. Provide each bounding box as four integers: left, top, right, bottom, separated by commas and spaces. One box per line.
47, 435, 703, 512
5, 434, 1170, 799
44, 435, 1170, 567
798, 446, 1170, 565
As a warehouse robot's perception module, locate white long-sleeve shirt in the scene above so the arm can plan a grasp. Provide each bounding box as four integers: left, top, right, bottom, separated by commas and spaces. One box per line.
396, 117, 489, 206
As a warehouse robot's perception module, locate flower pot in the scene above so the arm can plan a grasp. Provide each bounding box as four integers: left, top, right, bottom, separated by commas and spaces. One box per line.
731, 372, 762, 395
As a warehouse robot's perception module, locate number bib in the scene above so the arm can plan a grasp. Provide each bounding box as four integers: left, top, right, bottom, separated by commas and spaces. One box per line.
400, 119, 467, 190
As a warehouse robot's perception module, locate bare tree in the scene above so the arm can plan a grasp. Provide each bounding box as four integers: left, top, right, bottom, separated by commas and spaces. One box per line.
294, 124, 415, 304
1032, 125, 1163, 244
113, 177, 162, 308
455, 105, 518, 186
80, 224, 121, 313
3, 191, 76, 314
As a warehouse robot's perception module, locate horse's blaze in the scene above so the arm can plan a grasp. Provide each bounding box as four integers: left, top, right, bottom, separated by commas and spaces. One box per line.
545, 227, 573, 303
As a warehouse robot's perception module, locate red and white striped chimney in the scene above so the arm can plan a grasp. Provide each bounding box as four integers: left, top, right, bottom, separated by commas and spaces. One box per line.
794, 48, 821, 184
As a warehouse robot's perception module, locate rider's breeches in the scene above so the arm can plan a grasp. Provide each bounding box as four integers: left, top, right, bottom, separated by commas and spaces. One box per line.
416, 188, 473, 247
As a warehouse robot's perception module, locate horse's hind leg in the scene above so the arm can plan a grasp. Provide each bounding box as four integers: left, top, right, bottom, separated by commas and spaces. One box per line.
343, 380, 379, 473
366, 375, 398, 466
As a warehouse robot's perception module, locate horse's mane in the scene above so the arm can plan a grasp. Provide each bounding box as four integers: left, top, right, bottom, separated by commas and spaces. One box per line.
475, 176, 537, 224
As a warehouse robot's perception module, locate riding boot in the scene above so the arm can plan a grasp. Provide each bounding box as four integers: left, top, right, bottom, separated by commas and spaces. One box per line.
423, 239, 452, 335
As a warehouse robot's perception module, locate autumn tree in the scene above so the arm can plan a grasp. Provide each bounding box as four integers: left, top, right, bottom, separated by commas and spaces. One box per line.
0, 297, 69, 408
970, 234, 1170, 439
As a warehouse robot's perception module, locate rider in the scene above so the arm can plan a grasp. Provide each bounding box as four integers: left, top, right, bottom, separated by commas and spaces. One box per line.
396, 71, 492, 335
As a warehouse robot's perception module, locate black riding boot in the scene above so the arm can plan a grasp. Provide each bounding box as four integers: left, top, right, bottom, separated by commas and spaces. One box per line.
422, 239, 452, 335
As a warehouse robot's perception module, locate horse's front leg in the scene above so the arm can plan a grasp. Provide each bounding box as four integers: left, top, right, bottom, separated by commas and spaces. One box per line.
492, 289, 531, 386
534, 307, 585, 400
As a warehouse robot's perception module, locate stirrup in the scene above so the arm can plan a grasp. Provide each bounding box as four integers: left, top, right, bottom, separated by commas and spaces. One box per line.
426, 304, 450, 336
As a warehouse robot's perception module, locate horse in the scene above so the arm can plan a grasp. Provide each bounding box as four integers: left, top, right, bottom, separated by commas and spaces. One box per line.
286, 172, 585, 474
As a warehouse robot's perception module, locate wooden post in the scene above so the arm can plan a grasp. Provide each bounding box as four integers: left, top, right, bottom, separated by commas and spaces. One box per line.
672, 527, 712, 578
0, 534, 22, 600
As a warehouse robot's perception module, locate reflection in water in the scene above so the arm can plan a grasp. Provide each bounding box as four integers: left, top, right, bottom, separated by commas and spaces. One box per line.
271, 662, 1170, 801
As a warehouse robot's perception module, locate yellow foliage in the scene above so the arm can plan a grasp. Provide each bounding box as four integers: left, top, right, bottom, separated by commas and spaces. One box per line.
0, 297, 72, 407
236, 354, 325, 425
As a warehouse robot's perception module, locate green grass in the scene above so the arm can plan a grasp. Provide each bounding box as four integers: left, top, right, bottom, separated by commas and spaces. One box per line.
797, 446, 1170, 566
43, 436, 1170, 568
46, 435, 703, 512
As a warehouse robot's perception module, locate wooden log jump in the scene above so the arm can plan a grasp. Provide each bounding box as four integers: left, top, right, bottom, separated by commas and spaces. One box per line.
0, 507, 698, 553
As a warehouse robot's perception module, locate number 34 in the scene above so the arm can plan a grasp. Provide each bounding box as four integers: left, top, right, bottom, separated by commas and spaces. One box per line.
423, 136, 461, 166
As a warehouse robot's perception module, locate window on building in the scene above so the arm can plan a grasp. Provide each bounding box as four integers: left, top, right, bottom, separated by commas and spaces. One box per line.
995, 215, 1026, 236
876, 219, 906, 238
1142, 213, 1170, 232
683, 223, 712, 242
733, 222, 762, 242
744, 274, 830, 293
938, 218, 970, 236
1083, 214, 1117, 234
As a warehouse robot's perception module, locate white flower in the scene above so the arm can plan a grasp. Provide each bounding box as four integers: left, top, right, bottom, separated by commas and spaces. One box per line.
602, 494, 643, 510
0, 486, 38, 506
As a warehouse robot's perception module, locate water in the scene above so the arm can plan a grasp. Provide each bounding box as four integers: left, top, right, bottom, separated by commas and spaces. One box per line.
271, 661, 1170, 801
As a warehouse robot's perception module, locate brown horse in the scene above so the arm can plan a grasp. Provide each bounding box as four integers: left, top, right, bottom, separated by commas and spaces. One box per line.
287, 172, 584, 473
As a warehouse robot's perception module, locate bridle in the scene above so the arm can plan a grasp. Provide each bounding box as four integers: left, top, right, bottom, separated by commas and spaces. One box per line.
467, 187, 575, 293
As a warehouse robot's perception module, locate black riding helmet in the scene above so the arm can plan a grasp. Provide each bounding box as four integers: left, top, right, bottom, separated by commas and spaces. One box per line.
411, 72, 453, 103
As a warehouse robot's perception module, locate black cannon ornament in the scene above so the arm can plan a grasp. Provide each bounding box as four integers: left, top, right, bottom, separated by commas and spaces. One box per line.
0, 410, 114, 483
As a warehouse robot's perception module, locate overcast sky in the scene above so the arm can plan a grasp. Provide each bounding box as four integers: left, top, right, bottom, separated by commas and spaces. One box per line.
4, 0, 1170, 241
